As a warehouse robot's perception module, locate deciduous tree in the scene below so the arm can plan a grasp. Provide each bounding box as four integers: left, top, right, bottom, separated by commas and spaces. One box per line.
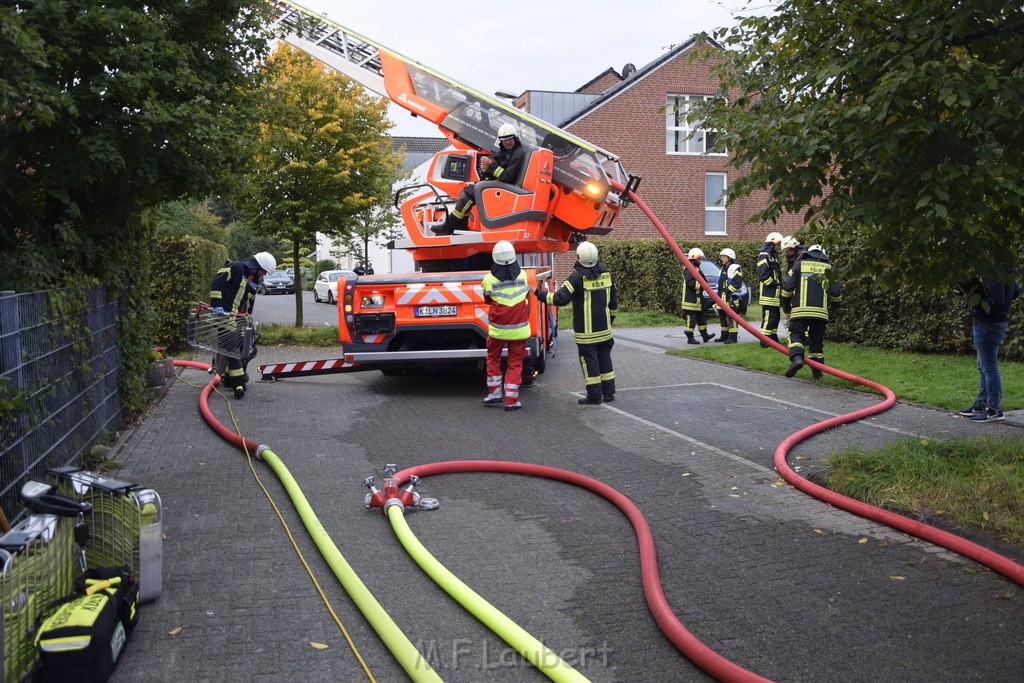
694, 0, 1023, 289
235, 44, 403, 325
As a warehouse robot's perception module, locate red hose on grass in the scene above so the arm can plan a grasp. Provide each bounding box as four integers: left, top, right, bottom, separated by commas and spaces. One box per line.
395, 460, 772, 683
621, 185, 1024, 588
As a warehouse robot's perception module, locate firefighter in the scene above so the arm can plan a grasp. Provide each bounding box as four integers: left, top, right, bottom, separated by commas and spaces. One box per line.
756, 232, 784, 347
431, 123, 527, 235
716, 248, 746, 344
535, 241, 617, 404
481, 240, 531, 411
681, 248, 715, 345
209, 251, 276, 398
780, 244, 841, 379
781, 235, 804, 275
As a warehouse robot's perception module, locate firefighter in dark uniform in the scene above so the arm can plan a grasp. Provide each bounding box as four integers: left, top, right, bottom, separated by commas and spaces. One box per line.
716, 248, 746, 344
780, 244, 841, 379
681, 248, 715, 345
536, 242, 617, 404
431, 122, 527, 235
756, 232, 784, 347
209, 251, 276, 397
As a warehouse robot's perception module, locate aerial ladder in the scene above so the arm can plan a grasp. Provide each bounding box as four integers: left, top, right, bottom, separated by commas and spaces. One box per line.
259, 0, 640, 380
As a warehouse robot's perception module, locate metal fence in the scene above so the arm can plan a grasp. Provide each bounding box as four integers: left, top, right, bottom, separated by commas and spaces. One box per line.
0, 287, 123, 526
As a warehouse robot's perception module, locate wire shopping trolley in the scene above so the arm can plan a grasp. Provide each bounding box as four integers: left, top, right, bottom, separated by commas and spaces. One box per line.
47, 467, 162, 603
186, 303, 255, 360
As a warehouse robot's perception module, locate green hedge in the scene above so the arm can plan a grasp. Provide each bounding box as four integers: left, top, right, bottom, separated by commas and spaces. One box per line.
591, 236, 1022, 361
592, 238, 761, 315
151, 235, 228, 351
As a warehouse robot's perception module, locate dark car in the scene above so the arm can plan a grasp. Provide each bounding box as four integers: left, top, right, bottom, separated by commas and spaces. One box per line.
260, 270, 294, 295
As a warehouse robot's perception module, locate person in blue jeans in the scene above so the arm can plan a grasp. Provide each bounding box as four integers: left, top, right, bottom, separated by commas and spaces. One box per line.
957, 265, 1020, 422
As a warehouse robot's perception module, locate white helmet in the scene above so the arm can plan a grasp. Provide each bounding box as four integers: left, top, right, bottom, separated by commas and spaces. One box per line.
576, 242, 599, 267
687, 247, 704, 260
808, 244, 827, 256
720, 248, 736, 261
497, 123, 518, 139
765, 232, 783, 244
781, 236, 799, 250
254, 252, 277, 273
492, 240, 517, 265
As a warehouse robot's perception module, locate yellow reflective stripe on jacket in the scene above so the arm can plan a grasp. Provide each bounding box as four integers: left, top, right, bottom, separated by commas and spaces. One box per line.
579, 273, 614, 343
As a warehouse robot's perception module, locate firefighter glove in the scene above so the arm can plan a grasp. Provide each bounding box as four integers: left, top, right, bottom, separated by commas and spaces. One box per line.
534, 288, 546, 301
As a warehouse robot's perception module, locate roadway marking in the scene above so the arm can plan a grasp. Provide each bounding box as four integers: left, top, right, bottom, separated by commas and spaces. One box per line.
613, 382, 917, 436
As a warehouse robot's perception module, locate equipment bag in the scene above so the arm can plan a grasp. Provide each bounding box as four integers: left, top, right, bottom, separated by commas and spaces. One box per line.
33, 566, 139, 683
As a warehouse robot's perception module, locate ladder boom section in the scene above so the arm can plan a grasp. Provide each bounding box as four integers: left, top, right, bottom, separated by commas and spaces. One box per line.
267, 0, 629, 203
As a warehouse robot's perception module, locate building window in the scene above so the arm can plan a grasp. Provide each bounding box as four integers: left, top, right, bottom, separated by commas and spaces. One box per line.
705, 173, 726, 233
666, 95, 722, 155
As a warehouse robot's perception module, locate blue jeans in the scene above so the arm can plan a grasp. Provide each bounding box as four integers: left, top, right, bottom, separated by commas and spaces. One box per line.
974, 321, 1008, 410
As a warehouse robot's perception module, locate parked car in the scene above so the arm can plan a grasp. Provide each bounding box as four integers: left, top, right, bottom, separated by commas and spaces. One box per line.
259, 270, 294, 295
697, 259, 751, 310
313, 270, 356, 304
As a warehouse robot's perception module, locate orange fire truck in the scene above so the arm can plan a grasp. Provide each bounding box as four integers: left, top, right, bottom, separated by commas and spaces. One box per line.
259, 0, 639, 380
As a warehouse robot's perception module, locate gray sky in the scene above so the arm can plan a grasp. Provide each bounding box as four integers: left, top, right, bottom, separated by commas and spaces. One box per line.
295, 0, 762, 136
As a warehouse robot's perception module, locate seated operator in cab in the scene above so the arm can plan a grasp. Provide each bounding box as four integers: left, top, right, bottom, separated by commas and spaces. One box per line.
431, 123, 526, 235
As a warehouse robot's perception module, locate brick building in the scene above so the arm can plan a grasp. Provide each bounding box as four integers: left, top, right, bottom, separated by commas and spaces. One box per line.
516, 34, 802, 258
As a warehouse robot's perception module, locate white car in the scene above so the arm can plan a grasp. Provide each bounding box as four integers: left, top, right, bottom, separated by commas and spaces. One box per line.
313, 270, 356, 304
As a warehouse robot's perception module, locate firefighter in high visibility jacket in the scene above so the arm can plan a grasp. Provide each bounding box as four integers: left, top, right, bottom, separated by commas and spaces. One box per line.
681, 248, 715, 345
716, 248, 746, 344
780, 244, 842, 379
481, 240, 531, 411
535, 241, 617, 405
756, 232, 784, 346
209, 251, 276, 398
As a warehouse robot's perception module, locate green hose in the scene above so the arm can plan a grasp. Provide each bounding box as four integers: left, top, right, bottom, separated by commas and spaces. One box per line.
386, 505, 590, 683
259, 449, 442, 683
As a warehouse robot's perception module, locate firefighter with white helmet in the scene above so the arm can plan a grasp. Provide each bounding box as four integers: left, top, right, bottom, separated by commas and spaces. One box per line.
716, 248, 747, 344
209, 251, 277, 398
680, 247, 715, 345
430, 123, 527, 235
781, 243, 842, 379
481, 240, 531, 410
756, 232, 785, 346
534, 241, 618, 404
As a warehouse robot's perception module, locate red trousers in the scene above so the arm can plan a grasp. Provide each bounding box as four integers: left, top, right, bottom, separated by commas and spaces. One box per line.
485, 336, 527, 407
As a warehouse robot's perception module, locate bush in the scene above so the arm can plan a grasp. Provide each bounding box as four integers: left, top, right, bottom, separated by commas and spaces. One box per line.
150, 235, 228, 351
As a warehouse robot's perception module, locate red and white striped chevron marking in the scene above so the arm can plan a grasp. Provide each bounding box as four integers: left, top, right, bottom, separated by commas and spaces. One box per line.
258, 358, 358, 378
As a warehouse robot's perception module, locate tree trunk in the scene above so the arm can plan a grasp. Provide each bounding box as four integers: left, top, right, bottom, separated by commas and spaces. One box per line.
292, 240, 304, 327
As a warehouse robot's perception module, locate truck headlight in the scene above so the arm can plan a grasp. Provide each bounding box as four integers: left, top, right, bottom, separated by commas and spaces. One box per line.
361, 294, 385, 309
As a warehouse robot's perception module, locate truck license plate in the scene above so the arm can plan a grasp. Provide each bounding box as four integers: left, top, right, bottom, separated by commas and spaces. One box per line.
415, 305, 457, 317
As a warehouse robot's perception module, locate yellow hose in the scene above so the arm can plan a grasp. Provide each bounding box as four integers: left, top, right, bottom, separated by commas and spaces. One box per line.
386, 505, 590, 683
259, 450, 442, 682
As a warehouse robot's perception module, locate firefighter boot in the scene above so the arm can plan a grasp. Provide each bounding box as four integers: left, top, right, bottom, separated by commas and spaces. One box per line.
429, 215, 455, 236
785, 353, 805, 378
760, 333, 779, 349
715, 331, 728, 342
685, 332, 700, 345
811, 356, 824, 380
233, 385, 246, 399
723, 332, 738, 344
700, 330, 715, 342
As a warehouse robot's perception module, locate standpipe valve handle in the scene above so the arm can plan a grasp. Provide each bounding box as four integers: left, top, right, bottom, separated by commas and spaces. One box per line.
364, 466, 439, 514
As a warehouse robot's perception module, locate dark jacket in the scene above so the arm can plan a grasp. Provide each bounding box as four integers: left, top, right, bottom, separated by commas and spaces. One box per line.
782, 247, 840, 321
547, 261, 617, 344
756, 243, 782, 306
961, 265, 1021, 324
486, 139, 526, 185
681, 260, 708, 312
210, 256, 261, 314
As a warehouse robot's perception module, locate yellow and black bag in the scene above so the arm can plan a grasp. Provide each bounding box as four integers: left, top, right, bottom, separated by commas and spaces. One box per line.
32, 567, 139, 682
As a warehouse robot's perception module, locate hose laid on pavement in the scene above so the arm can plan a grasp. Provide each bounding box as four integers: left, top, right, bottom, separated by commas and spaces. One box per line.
620, 185, 1024, 588
394, 460, 772, 683
386, 504, 590, 683
171, 360, 442, 682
